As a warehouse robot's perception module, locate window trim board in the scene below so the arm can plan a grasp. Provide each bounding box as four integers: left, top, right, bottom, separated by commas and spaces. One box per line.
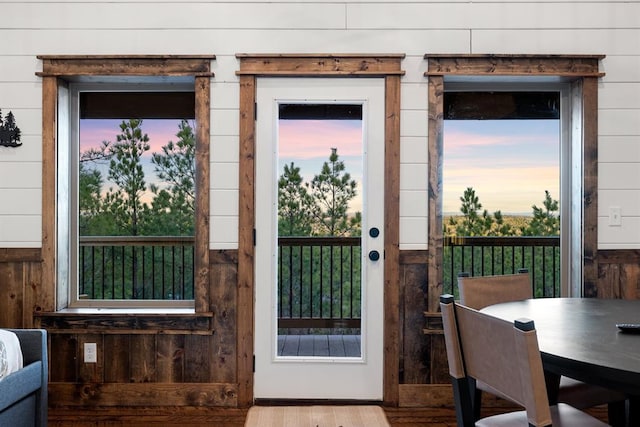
425, 54, 604, 312
40, 56, 213, 313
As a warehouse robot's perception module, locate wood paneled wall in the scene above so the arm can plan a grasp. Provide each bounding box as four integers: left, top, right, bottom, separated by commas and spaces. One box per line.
598, 250, 640, 299
1, 246, 639, 414
0, 248, 239, 409
0, 248, 41, 328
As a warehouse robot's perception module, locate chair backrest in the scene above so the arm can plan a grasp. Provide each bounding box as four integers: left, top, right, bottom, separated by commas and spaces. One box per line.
440, 295, 552, 427
457, 271, 532, 310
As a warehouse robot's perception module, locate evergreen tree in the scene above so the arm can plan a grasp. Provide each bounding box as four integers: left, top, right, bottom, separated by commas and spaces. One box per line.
492, 210, 515, 236
521, 190, 560, 236
452, 187, 491, 236
0, 110, 22, 146
450, 187, 514, 236
310, 148, 360, 236
278, 162, 314, 236
79, 140, 112, 163
4, 111, 20, 144
78, 162, 106, 235
78, 139, 116, 235
103, 119, 150, 236
147, 120, 196, 235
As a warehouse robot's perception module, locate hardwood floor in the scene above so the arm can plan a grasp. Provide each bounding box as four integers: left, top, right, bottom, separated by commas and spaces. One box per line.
48, 404, 609, 426
49, 406, 456, 426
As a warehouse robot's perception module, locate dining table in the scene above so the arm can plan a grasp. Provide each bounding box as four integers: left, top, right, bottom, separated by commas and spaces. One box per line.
481, 298, 640, 400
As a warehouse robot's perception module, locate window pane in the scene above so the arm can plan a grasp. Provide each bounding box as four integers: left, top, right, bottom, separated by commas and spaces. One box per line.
442, 91, 561, 299
77, 106, 195, 301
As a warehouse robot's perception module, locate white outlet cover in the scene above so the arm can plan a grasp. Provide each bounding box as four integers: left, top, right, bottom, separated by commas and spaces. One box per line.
84, 342, 97, 363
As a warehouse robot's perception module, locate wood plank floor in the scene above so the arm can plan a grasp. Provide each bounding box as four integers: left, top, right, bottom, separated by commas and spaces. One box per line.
49, 406, 458, 426
278, 334, 361, 357
48, 405, 609, 426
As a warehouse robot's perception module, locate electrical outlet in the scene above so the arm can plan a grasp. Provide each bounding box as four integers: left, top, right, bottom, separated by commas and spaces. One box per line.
84, 342, 97, 363
609, 206, 622, 227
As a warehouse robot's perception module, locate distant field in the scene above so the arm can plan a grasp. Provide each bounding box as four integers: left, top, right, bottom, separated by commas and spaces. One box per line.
444, 215, 532, 236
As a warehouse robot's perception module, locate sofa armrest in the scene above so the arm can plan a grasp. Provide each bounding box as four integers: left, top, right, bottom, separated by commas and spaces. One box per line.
8, 329, 48, 427
9, 329, 46, 366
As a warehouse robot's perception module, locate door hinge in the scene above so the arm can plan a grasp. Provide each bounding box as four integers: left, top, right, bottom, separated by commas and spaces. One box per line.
253, 228, 256, 246
254, 102, 257, 121
253, 355, 256, 372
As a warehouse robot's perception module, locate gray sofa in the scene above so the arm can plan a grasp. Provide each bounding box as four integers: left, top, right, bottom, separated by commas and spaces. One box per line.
0, 329, 48, 427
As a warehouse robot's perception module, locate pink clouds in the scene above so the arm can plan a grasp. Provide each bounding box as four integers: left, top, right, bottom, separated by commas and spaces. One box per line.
278, 120, 362, 159
80, 119, 187, 154
444, 129, 556, 157
277, 119, 364, 214
445, 129, 514, 150
443, 120, 560, 214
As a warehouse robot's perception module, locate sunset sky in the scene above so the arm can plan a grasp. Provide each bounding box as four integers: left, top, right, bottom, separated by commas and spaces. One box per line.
278, 119, 364, 212
444, 119, 559, 215
80, 118, 188, 201
81, 117, 560, 216
277, 117, 559, 216
80, 119, 184, 153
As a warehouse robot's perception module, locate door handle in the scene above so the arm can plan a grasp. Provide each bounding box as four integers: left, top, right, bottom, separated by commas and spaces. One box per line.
369, 227, 380, 238
368, 250, 380, 261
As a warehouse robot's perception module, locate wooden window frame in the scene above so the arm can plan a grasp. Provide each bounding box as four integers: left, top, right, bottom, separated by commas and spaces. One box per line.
38, 55, 214, 313
424, 54, 605, 313
235, 54, 404, 406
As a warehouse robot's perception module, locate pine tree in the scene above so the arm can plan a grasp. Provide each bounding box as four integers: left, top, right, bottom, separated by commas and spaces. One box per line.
4, 112, 20, 144
103, 119, 150, 236
309, 148, 360, 236
521, 190, 560, 236
453, 187, 488, 236
0, 110, 22, 146
278, 162, 314, 236
147, 120, 196, 235
78, 163, 107, 235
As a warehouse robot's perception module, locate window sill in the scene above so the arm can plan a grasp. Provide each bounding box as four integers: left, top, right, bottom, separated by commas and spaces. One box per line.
35, 309, 214, 335
49, 307, 200, 315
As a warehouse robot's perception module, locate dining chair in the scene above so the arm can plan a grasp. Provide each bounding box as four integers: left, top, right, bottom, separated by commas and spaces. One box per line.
440, 294, 610, 427
457, 272, 626, 425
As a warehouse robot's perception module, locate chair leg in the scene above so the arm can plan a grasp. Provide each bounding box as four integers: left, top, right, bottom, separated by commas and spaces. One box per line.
473, 388, 483, 420
607, 400, 627, 427
451, 377, 475, 427
628, 396, 640, 427
543, 371, 560, 405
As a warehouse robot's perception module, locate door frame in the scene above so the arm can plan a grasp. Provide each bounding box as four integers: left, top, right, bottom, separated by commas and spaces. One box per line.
236, 54, 405, 406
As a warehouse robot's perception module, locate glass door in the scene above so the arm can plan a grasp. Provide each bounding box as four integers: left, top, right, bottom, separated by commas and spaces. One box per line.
254, 78, 385, 399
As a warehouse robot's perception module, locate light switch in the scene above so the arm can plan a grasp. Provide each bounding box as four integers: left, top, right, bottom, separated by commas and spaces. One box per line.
608, 206, 622, 227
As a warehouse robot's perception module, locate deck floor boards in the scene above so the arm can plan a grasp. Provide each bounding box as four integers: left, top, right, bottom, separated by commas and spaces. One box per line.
277, 334, 361, 357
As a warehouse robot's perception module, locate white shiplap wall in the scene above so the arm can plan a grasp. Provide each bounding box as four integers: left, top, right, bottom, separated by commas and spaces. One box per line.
0, 0, 639, 249
598, 55, 640, 249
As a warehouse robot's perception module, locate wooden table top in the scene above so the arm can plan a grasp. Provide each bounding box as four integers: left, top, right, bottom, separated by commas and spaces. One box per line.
481, 298, 640, 396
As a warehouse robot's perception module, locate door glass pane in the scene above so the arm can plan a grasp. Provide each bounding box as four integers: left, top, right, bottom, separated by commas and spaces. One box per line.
276, 103, 363, 358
